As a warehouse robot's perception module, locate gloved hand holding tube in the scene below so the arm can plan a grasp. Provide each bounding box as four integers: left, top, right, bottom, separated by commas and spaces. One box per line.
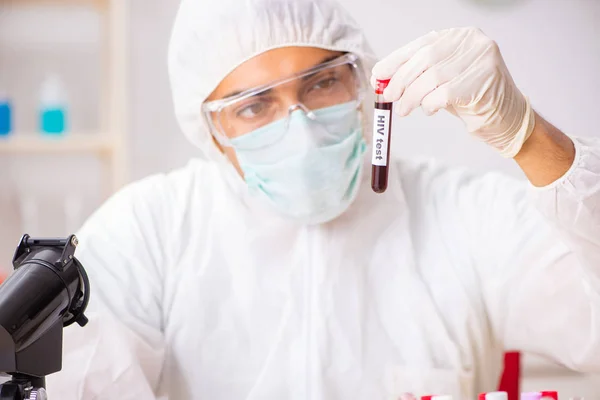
370, 27, 535, 159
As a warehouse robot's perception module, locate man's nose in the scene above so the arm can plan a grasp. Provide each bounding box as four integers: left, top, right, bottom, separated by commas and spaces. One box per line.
287, 103, 316, 120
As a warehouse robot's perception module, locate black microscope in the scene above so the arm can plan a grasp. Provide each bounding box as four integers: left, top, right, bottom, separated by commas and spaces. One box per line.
0, 235, 90, 400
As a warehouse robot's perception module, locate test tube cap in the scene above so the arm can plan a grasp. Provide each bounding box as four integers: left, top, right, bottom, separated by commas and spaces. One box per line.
540, 391, 558, 400
521, 393, 542, 400
479, 392, 508, 400
375, 78, 390, 94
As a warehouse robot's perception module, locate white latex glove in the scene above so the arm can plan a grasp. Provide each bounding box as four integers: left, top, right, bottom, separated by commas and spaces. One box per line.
371, 27, 536, 158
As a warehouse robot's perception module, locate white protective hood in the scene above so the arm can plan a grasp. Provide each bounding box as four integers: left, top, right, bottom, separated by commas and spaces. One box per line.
167, 0, 378, 162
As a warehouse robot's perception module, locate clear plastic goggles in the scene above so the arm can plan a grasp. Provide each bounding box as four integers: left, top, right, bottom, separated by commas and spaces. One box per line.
202, 53, 366, 146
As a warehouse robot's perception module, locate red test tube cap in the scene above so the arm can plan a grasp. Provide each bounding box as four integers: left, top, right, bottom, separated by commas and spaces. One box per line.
540, 392, 558, 400
421, 396, 435, 400
375, 78, 390, 94
480, 392, 508, 400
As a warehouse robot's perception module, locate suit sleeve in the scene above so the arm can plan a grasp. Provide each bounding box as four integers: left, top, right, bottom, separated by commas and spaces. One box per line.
468, 136, 600, 373
46, 175, 176, 399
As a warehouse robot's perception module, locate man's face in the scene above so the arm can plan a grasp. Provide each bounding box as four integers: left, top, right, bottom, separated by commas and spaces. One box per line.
206, 47, 345, 176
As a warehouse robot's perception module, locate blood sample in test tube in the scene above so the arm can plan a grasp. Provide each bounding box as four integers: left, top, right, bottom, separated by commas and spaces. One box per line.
371, 78, 393, 193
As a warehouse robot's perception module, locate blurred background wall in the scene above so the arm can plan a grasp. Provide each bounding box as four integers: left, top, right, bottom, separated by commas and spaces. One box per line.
0, 0, 599, 397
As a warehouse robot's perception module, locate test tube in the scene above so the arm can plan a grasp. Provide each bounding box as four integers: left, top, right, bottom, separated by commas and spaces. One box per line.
371, 78, 393, 193
479, 392, 508, 400
521, 393, 542, 400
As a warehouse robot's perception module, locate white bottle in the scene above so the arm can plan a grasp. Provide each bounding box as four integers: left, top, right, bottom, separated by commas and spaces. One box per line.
39, 74, 68, 135
0, 77, 11, 136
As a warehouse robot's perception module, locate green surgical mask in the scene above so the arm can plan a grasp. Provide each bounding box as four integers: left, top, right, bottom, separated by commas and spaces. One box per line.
230, 101, 367, 224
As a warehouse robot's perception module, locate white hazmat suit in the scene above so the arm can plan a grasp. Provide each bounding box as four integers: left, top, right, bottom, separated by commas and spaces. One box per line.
46, 0, 600, 399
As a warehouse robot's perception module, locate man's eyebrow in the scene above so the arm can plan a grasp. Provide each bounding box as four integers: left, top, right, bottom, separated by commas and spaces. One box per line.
220, 54, 344, 99
300, 54, 343, 82
221, 88, 272, 101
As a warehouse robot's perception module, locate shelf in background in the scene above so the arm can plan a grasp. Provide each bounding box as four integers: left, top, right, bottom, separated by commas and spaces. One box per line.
0, 134, 118, 154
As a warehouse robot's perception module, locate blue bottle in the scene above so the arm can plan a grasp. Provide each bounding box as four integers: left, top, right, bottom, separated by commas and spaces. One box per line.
0, 93, 11, 136
39, 75, 67, 135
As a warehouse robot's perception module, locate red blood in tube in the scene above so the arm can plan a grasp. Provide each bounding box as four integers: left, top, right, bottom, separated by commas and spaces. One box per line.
371, 79, 393, 193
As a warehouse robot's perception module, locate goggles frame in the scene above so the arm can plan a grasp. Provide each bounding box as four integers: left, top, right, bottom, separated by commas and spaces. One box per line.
202, 52, 366, 147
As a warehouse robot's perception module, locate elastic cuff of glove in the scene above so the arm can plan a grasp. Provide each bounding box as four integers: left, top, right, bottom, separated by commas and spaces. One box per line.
498, 96, 536, 158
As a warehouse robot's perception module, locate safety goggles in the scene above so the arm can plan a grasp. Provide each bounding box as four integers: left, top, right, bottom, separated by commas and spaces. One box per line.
202, 53, 366, 146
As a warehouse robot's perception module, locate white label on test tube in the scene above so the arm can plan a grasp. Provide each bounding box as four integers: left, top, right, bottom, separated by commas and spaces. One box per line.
431, 396, 453, 400
371, 108, 391, 166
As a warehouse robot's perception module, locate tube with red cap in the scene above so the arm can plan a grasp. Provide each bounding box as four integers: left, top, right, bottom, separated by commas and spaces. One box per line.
371, 78, 393, 193
479, 391, 508, 400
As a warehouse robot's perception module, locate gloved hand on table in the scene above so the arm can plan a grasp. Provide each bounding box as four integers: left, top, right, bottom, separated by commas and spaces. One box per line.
371, 27, 535, 158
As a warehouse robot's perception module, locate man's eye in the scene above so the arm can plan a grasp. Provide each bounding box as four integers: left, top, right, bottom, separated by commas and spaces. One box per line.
236, 102, 267, 119
312, 77, 338, 90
